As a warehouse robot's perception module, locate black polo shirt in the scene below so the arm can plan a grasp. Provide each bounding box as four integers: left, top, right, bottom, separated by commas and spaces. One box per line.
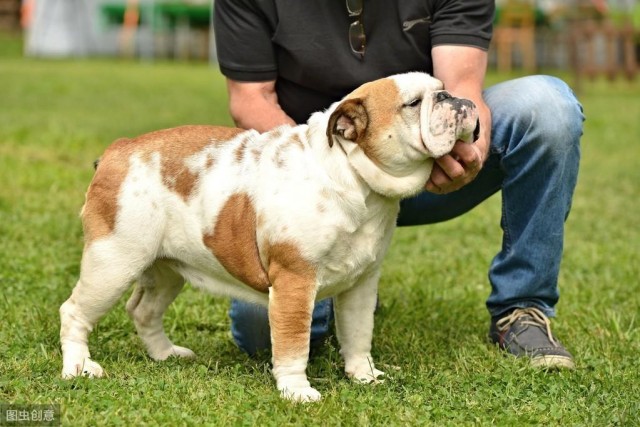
214, 0, 494, 124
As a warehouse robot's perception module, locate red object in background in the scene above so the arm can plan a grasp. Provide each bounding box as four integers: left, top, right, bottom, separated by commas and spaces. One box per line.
21, 0, 33, 28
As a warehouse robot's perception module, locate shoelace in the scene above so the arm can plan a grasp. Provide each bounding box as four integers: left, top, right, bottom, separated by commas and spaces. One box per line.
495, 307, 558, 347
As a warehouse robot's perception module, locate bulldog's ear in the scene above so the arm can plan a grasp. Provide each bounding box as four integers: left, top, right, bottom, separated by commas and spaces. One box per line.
326, 98, 368, 147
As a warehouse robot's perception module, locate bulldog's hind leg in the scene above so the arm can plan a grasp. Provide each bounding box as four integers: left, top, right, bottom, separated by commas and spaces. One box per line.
126, 261, 194, 361
60, 240, 150, 379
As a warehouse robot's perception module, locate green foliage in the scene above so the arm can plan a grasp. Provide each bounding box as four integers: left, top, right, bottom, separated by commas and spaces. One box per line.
1, 40, 639, 425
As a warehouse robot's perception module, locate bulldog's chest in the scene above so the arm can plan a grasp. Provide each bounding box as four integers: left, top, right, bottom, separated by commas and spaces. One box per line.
314, 216, 394, 298
270, 192, 399, 297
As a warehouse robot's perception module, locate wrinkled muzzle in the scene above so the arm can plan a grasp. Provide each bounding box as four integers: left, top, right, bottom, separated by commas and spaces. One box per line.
421, 90, 479, 158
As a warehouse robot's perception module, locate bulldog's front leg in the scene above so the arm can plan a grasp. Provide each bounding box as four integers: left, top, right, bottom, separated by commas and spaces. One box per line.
334, 269, 384, 383
268, 246, 320, 402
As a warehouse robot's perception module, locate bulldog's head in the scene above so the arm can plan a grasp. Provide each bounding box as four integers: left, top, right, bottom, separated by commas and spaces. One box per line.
326, 72, 479, 198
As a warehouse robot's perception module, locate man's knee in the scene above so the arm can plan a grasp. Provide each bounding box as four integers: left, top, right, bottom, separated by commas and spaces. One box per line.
525, 76, 583, 144
487, 75, 584, 156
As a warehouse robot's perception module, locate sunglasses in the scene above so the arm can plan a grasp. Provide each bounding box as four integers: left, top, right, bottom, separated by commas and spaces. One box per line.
347, 0, 365, 59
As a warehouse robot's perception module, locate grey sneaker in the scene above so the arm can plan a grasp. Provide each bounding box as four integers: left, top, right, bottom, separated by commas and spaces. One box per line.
489, 307, 575, 369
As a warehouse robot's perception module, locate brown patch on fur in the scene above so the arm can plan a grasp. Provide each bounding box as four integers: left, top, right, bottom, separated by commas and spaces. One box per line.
158, 126, 244, 199
81, 137, 131, 242
166, 168, 196, 200
320, 188, 332, 199
266, 241, 317, 360
204, 192, 270, 293
269, 127, 284, 140
290, 133, 304, 149
273, 144, 287, 168
234, 135, 252, 163
251, 147, 262, 163
82, 126, 245, 243
205, 153, 216, 170
354, 79, 400, 163
270, 136, 304, 168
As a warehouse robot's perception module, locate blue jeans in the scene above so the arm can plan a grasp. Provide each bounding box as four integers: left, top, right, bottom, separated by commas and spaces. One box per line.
229, 75, 584, 355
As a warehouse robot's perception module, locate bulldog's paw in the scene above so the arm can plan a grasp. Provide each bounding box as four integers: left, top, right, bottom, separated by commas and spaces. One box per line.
350, 367, 385, 384
151, 345, 196, 361
279, 386, 322, 403
346, 358, 385, 384
276, 374, 322, 403
61, 357, 104, 379
170, 345, 196, 359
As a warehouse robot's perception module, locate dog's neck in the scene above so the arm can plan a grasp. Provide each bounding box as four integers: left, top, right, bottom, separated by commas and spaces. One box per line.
337, 141, 434, 199
306, 112, 433, 200
304, 116, 370, 196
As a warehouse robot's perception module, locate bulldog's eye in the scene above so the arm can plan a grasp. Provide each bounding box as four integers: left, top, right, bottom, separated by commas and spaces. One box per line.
404, 98, 422, 108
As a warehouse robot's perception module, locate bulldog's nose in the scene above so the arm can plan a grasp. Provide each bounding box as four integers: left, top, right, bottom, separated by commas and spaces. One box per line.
435, 91, 453, 103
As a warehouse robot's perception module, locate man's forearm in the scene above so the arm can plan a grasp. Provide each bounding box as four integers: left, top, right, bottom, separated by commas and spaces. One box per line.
231, 95, 296, 132
226, 79, 296, 132
432, 45, 492, 160
424, 45, 491, 193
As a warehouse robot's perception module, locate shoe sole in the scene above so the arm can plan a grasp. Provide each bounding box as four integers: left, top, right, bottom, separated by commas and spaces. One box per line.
530, 354, 576, 370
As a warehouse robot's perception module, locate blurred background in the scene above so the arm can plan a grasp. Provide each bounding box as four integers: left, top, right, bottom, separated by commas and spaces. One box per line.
10, 0, 215, 60
1, 3, 638, 424
0, 0, 637, 86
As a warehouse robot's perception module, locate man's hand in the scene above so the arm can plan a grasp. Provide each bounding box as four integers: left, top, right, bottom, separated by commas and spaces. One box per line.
425, 140, 485, 194
428, 44, 492, 194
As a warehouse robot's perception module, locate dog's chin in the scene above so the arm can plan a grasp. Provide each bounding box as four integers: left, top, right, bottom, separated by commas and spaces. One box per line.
410, 136, 446, 164
374, 158, 435, 199
423, 137, 457, 159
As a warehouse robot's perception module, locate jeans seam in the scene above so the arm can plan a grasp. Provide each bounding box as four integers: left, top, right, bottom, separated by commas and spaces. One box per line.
500, 164, 512, 253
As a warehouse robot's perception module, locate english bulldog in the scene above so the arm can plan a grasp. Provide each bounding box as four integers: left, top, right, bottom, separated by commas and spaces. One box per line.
60, 72, 478, 402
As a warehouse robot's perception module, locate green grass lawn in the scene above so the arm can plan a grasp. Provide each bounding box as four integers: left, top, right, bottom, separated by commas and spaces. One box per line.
1, 33, 639, 425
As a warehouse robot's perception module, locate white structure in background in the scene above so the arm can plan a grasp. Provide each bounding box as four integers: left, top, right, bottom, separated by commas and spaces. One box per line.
26, 0, 116, 57
25, 0, 217, 62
